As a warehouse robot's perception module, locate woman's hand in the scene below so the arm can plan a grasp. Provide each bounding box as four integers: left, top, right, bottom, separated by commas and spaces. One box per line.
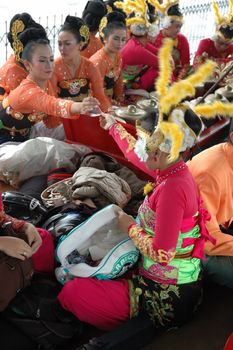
71, 97, 100, 115
118, 211, 136, 234
0, 236, 32, 260
99, 113, 117, 130
23, 222, 42, 254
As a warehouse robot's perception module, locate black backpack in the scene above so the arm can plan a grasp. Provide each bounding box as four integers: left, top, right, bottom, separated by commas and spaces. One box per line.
4, 274, 82, 350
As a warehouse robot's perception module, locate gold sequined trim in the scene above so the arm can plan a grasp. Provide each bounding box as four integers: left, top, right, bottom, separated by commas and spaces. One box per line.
128, 280, 140, 319
157, 249, 176, 264
114, 123, 136, 153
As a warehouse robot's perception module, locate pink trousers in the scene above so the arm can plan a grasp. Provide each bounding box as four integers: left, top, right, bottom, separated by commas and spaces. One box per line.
58, 277, 130, 331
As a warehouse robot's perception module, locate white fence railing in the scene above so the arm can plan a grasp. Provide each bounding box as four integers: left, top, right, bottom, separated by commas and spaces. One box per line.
0, 0, 229, 64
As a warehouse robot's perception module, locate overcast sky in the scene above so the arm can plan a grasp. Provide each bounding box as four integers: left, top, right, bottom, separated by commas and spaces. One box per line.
0, 1, 87, 22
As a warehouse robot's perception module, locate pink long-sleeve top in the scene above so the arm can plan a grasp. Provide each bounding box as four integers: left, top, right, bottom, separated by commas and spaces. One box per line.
121, 36, 158, 80
110, 125, 199, 250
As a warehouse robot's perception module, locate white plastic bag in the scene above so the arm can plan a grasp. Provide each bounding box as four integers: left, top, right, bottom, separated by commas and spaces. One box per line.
0, 137, 91, 187
55, 204, 139, 282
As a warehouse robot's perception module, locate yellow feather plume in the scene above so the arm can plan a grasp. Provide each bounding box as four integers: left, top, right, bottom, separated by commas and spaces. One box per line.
155, 38, 174, 102
227, 0, 233, 22
159, 60, 216, 115
193, 101, 233, 118
115, 0, 148, 25
127, 17, 146, 26
114, 2, 124, 10
213, 0, 223, 25
159, 82, 195, 115
148, 0, 165, 14
186, 60, 216, 86
159, 121, 184, 162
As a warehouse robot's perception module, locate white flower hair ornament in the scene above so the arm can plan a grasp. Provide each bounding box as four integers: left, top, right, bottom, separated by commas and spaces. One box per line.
148, 22, 160, 38
134, 137, 149, 162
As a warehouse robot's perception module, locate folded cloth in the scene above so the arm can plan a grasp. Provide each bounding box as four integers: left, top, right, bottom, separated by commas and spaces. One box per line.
72, 167, 131, 208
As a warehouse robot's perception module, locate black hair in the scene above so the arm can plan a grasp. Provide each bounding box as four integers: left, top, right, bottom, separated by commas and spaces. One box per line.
82, 0, 107, 32
7, 13, 48, 58
59, 15, 89, 50
21, 38, 51, 62
104, 0, 126, 15
219, 24, 233, 40
148, 3, 157, 23
167, 4, 183, 17
101, 11, 126, 42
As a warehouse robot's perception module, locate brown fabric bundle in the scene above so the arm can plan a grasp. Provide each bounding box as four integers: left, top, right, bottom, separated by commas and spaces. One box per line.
0, 222, 34, 311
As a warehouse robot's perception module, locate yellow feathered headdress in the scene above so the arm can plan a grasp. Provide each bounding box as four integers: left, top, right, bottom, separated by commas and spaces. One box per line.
134, 38, 217, 163
148, 0, 183, 26
115, 0, 150, 33
213, 0, 233, 42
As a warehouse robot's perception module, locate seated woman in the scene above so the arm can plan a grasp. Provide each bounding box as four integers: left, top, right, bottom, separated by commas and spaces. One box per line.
81, 0, 107, 59
52, 15, 111, 113
117, 0, 159, 91
57, 40, 215, 332
90, 11, 127, 105
193, 0, 233, 67
152, 0, 190, 80
2, 39, 100, 142
0, 13, 49, 143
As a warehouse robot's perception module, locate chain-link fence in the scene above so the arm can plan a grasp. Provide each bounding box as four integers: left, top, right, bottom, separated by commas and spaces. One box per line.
0, 0, 229, 64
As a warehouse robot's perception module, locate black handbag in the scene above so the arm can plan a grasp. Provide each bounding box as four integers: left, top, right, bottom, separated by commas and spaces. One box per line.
5, 275, 82, 350
0, 222, 34, 311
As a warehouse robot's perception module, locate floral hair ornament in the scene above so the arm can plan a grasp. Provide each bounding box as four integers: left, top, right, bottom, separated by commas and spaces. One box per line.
11, 19, 25, 61
115, 0, 150, 35
107, 4, 113, 13
134, 38, 216, 163
79, 24, 90, 48
213, 0, 233, 42
99, 15, 108, 39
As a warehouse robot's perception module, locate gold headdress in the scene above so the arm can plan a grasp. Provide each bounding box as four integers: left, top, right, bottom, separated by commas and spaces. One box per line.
213, 0, 233, 42
115, 0, 150, 34
79, 24, 90, 48
134, 38, 217, 163
11, 19, 25, 61
99, 16, 108, 39
148, 0, 183, 28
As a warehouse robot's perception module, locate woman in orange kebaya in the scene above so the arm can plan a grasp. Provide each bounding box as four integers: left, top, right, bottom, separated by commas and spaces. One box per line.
2, 39, 100, 145
90, 11, 127, 104
81, 0, 107, 58
52, 15, 111, 113
0, 13, 48, 100
0, 13, 49, 143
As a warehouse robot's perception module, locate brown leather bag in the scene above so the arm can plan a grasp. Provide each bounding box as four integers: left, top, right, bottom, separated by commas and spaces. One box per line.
0, 222, 34, 311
